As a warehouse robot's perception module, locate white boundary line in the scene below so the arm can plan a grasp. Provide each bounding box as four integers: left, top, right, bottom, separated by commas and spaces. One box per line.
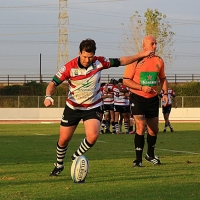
124, 148, 199, 155
98, 140, 199, 155
156, 148, 199, 155
97, 140, 108, 143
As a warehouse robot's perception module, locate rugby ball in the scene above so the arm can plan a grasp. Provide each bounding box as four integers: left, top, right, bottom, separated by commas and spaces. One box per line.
71, 155, 89, 183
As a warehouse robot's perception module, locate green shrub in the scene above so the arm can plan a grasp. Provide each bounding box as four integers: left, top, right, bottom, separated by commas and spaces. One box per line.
169, 82, 200, 96
0, 81, 68, 96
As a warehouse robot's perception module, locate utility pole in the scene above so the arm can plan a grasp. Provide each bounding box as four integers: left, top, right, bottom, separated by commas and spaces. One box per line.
39, 53, 42, 84
57, 0, 69, 70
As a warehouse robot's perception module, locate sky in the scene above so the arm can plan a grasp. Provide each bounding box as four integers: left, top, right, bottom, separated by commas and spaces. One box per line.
1, 0, 200, 78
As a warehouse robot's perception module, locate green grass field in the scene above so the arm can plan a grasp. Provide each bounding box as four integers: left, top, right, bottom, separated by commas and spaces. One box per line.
0, 122, 200, 200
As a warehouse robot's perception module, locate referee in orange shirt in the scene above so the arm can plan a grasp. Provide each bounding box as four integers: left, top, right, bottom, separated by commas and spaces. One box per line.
123, 35, 169, 167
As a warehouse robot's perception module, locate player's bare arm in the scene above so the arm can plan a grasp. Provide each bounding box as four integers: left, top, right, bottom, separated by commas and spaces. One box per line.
123, 78, 142, 91
44, 81, 56, 107
103, 85, 112, 93
119, 50, 154, 66
160, 77, 169, 106
119, 87, 128, 93
102, 94, 113, 99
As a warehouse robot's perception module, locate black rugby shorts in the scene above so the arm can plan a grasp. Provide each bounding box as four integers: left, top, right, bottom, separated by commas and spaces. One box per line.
130, 93, 159, 118
162, 105, 172, 114
60, 105, 102, 126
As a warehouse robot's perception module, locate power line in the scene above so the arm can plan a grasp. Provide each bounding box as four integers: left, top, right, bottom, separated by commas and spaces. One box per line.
1, 2, 200, 72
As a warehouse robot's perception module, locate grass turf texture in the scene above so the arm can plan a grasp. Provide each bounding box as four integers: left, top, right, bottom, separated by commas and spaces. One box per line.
0, 123, 200, 200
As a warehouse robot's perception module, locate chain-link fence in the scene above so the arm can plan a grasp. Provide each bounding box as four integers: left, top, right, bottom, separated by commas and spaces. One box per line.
0, 96, 200, 108
0, 96, 66, 108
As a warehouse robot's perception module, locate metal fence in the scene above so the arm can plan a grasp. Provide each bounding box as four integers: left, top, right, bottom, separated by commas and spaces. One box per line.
1, 74, 200, 86
0, 96, 199, 108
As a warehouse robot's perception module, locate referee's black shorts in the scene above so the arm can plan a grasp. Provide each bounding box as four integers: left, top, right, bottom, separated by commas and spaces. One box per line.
60, 105, 102, 127
129, 93, 159, 118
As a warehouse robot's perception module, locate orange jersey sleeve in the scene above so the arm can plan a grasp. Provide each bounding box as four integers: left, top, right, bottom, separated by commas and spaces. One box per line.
124, 55, 166, 98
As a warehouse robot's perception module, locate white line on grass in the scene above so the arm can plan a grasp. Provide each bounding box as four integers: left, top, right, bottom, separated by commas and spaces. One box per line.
91, 139, 199, 154
156, 148, 200, 155
97, 140, 108, 143
124, 148, 199, 155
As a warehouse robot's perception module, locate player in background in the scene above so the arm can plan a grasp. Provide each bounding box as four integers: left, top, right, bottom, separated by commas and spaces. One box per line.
159, 87, 177, 132
100, 82, 113, 133
112, 78, 129, 134
44, 38, 153, 176
123, 35, 168, 167
118, 79, 132, 134
99, 82, 106, 133
125, 88, 135, 134
125, 96, 135, 134
103, 78, 117, 134
129, 115, 136, 134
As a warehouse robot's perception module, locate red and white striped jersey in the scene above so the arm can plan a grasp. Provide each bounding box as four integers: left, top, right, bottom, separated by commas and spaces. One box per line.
111, 84, 128, 106
100, 86, 104, 105
52, 56, 114, 110
160, 88, 176, 106
125, 88, 130, 106
102, 83, 114, 105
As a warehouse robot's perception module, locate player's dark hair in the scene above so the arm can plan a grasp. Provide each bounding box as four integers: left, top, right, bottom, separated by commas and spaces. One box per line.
109, 78, 116, 84
113, 80, 118, 85
101, 82, 106, 87
79, 38, 96, 54
118, 78, 123, 83
109, 78, 118, 85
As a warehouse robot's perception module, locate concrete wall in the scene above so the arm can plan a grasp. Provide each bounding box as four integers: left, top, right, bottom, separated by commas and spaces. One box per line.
0, 108, 63, 121
163, 108, 200, 121
0, 108, 200, 121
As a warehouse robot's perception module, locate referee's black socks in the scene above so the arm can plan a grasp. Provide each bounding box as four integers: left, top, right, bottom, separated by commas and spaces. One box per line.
147, 133, 157, 158
134, 133, 144, 162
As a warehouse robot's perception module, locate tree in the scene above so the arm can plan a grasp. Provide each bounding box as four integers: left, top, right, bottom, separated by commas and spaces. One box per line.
120, 9, 175, 67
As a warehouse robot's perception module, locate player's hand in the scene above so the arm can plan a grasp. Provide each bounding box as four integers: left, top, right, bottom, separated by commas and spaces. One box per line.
141, 86, 153, 93
44, 96, 54, 107
142, 50, 155, 58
